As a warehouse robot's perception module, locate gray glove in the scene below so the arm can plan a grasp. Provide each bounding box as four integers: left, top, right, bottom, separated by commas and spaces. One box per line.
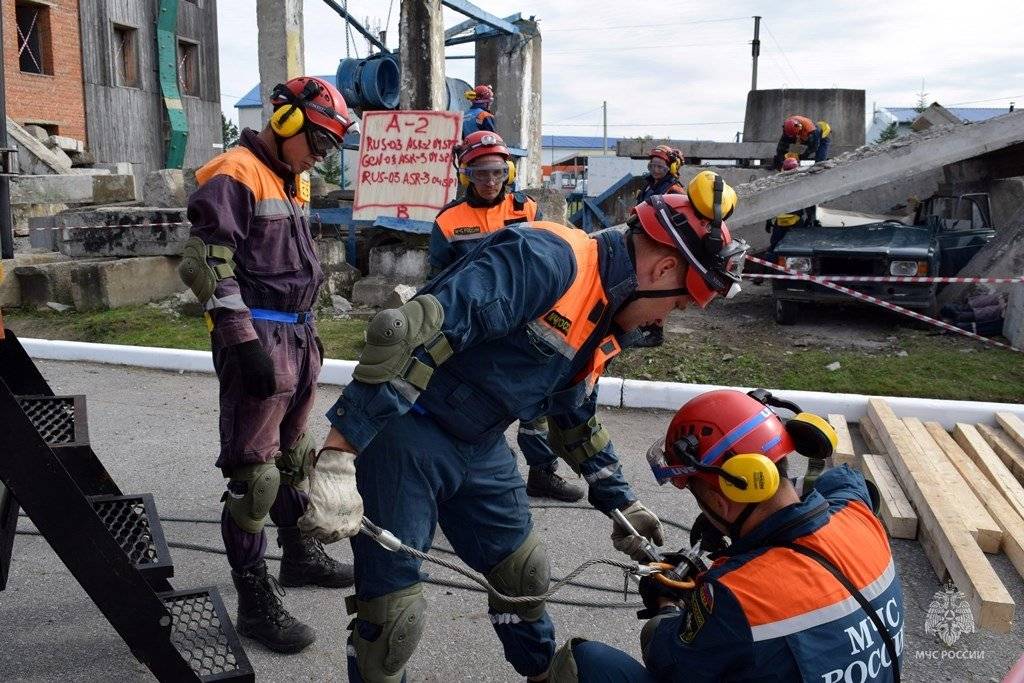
611, 501, 665, 561
298, 447, 363, 543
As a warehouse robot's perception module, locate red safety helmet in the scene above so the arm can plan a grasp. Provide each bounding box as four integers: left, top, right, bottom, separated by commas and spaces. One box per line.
782, 115, 815, 140
649, 144, 683, 167
466, 84, 494, 104
652, 391, 795, 491
782, 157, 800, 171
455, 130, 510, 166
631, 175, 748, 308
271, 76, 353, 140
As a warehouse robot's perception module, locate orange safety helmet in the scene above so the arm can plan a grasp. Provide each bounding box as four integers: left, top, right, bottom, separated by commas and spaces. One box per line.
782, 115, 816, 140
454, 130, 510, 166
631, 183, 748, 308
270, 76, 353, 140
649, 144, 684, 172
647, 389, 836, 503
465, 84, 494, 105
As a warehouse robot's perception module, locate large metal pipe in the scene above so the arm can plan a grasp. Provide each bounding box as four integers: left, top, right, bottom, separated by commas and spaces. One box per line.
336, 52, 470, 113
0, 8, 13, 259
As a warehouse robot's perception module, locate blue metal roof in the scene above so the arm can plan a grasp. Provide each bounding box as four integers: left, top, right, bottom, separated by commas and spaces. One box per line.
883, 107, 1009, 124
542, 135, 621, 149
235, 74, 339, 108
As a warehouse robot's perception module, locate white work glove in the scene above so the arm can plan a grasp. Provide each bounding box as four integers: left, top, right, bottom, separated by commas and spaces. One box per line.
298, 447, 363, 543
611, 501, 666, 562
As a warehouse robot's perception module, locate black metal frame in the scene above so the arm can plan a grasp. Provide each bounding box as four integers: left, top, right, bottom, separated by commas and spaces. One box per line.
0, 330, 254, 682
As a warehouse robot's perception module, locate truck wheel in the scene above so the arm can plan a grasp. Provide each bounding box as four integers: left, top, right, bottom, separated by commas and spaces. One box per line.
775, 299, 798, 325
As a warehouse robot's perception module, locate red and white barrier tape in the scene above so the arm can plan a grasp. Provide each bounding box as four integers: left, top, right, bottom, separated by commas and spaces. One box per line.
745, 271, 1024, 285
29, 222, 191, 232
745, 254, 1021, 353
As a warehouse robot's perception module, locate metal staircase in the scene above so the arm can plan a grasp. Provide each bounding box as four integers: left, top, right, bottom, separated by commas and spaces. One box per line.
0, 330, 254, 682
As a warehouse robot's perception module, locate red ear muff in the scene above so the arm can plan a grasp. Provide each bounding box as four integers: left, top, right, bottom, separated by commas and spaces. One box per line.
785, 413, 837, 460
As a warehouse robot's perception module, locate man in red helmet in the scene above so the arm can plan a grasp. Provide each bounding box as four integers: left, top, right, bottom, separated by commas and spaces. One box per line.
773, 115, 832, 170
548, 389, 904, 683
180, 76, 356, 654
313, 174, 748, 681
632, 145, 685, 347
463, 84, 497, 137
430, 131, 586, 503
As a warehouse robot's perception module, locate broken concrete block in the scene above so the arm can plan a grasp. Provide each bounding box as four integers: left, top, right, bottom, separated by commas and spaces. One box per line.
12, 203, 68, 236
1005, 284, 1024, 350
16, 258, 112, 307
316, 238, 347, 268
1, 253, 69, 307
320, 262, 361, 301
384, 284, 417, 309
44, 207, 191, 258
93, 174, 138, 204
524, 187, 569, 226
46, 301, 72, 313
46, 135, 85, 155
331, 295, 353, 317
143, 169, 187, 208
351, 276, 391, 307
94, 162, 134, 176
826, 361, 841, 371
911, 103, 963, 132
70, 256, 185, 311
183, 167, 199, 198
22, 124, 49, 142
11, 174, 136, 206
367, 244, 429, 285
6, 120, 72, 174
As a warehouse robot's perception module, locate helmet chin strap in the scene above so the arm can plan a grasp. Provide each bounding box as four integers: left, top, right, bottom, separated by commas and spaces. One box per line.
622, 229, 689, 305
697, 497, 759, 542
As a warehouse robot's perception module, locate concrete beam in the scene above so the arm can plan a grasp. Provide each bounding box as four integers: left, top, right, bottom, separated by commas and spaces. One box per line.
616, 138, 856, 161
7, 120, 72, 174
10, 175, 136, 206
257, 0, 304, 126
729, 111, 1024, 233
475, 18, 542, 187
399, 0, 446, 110
440, 0, 519, 34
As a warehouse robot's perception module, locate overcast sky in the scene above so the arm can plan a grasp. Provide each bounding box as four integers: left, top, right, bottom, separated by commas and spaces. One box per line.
217, 0, 1024, 142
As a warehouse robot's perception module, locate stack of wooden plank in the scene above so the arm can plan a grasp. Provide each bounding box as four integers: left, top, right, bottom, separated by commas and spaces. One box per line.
830, 400, 1024, 634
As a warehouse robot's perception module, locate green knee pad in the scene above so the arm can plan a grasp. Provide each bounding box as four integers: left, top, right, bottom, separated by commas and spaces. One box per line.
486, 531, 551, 621
222, 462, 280, 534
352, 584, 428, 683
548, 416, 611, 474
277, 432, 315, 488
548, 638, 588, 683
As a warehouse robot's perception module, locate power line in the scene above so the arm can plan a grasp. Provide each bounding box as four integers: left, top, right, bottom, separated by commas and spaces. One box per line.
948, 94, 1023, 106
547, 105, 605, 125
544, 16, 749, 32
762, 22, 803, 87
545, 121, 743, 127
546, 40, 730, 55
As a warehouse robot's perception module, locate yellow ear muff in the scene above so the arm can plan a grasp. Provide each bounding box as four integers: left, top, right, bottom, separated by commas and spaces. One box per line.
506, 160, 516, 185
458, 171, 470, 187
271, 104, 305, 138
669, 160, 680, 176
786, 412, 837, 460
719, 454, 779, 503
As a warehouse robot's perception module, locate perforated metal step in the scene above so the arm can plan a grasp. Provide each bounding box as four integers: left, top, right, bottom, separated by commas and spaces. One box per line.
16, 395, 88, 446
160, 587, 254, 682
89, 494, 173, 584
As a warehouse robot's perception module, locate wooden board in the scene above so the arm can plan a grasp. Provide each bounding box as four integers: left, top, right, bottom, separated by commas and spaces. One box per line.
860, 453, 918, 539
868, 400, 1014, 633
859, 419, 886, 457
904, 418, 1002, 553
926, 422, 1024, 583
953, 424, 1024, 523
827, 414, 857, 467
996, 412, 1024, 451
976, 423, 1024, 484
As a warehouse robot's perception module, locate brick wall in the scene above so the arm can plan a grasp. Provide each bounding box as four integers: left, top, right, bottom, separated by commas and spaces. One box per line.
3, 0, 87, 142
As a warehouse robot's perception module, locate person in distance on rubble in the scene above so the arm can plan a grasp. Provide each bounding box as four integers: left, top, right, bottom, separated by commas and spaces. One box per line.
463, 83, 497, 137
178, 76, 356, 654
632, 145, 686, 348
772, 114, 832, 170
428, 130, 585, 503
547, 389, 905, 683
312, 171, 749, 681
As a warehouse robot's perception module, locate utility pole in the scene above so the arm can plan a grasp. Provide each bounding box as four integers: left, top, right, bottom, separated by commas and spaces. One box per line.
0, 8, 13, 259
602, 100, 608, 155
750, 16, 761, 92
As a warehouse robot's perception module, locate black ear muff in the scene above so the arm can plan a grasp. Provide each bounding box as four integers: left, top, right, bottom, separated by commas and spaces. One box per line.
785, 413, 837, 460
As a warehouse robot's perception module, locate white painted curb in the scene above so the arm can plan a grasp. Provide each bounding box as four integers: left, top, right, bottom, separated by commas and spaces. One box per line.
20, 338, 1023, 427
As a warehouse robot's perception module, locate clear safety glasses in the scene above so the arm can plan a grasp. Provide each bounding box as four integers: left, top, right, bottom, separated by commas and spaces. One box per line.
647, 440, 692, 485
648, 161, 669, 173
462, 164, 509, 184
307, 126, 342, 157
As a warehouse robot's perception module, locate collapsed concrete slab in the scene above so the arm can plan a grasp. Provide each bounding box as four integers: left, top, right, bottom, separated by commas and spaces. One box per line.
7, 120, 72, 175
912, 103, 963, 132
939, 201, 1024, 306
14, 258, 112, 307
351, 275, 391, 307
69, 257, 185, 311
1, 253, 69, 307
728, 110, 1024, 235
368, 244, 429, 285
30, 208, 189, 256
11, 174, 137, 207
143, 169, 187, 208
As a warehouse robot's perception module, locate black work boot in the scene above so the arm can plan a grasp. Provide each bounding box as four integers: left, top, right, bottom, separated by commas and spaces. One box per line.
277, 525, 355, 588
632, 323, 665, 348
526, 462, 584, 502
231, 560, 316, 654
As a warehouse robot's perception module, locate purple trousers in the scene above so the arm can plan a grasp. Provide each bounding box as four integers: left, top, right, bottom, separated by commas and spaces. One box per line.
212, 318, 321, 571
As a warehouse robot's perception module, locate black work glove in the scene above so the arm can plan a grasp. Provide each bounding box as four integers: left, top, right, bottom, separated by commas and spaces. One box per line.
232, 339, 277, 399
637, 550, 701, 620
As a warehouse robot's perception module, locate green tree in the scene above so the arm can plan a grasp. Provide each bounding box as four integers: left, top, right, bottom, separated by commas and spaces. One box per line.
315, 151, 346, 188
221, 112, 239, 148
914, 81, 929, 113
876, 121, 899, 143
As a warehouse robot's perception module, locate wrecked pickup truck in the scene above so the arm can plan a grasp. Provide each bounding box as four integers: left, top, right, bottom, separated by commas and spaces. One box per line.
770, 194, 996, 325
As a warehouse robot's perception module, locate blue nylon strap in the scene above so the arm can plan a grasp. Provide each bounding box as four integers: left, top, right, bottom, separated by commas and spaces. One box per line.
250, 308, 312, 324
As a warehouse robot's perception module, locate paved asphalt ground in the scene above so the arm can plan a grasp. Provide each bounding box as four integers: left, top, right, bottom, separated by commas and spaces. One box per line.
1, 361, 1021, 682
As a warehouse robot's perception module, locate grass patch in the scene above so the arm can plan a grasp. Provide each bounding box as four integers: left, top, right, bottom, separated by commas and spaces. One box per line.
5, 305, 1022, 403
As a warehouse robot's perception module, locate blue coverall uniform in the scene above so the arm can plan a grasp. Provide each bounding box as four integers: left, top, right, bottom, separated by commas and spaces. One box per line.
635, 174, 684, 205
570, 466, 905, 682
462, 104, 496, 138
328, 223, 642, 678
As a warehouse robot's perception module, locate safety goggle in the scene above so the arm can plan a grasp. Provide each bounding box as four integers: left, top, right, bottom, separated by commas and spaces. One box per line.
306, 126, 342, 157
647, 440, 693, 486
648, 160, 669, 172
461, 164, 509, 184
